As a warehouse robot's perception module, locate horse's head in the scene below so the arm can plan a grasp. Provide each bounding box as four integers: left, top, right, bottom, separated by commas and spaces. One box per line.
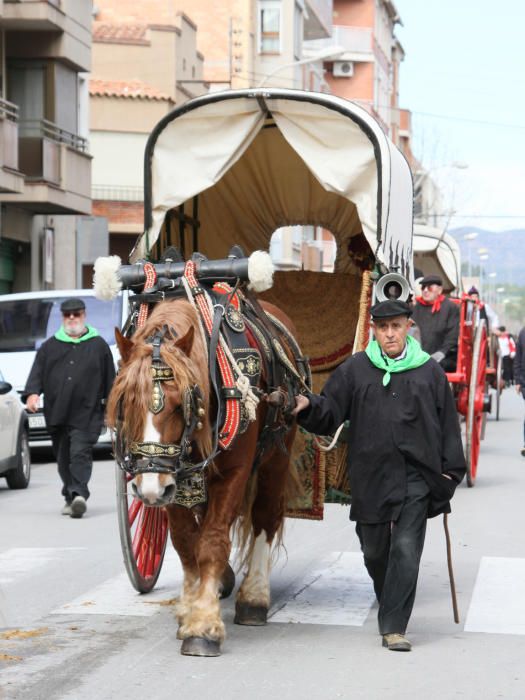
107, 302, 211, 506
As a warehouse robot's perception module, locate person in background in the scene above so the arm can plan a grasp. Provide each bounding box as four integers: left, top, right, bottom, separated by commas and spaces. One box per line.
292, 300, 466, 652
514, 325, 525, 457
467, 286, 500, 333
24, 298, 115, 518
412, 274, 459, 372
497, 326, 516, 387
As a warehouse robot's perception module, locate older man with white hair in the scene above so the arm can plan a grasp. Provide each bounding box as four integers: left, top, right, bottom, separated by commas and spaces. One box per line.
24, 298, 115, 518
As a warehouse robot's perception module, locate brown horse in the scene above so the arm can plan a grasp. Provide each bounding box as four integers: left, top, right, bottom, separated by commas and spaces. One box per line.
106, 297, 300, 656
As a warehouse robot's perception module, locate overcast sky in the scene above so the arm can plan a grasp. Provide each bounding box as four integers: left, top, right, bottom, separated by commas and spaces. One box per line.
394, 0, 525, 233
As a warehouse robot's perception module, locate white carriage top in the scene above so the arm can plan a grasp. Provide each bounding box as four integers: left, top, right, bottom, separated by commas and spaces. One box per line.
412, 224, 462, 295
132, 88, 414, 280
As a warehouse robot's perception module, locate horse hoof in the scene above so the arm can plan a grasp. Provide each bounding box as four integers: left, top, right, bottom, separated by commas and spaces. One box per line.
234, 602, 268, 626
220, 563, 236, 600
180, 636, 221, 657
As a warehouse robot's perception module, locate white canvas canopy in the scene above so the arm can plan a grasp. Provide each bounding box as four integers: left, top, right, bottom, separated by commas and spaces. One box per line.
133, 89, 413, 279
412, 224, 462, 294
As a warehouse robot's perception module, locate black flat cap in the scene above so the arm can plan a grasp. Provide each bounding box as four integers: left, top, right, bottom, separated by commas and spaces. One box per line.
420, 274, 443, 287
60, 297, 86, 313
370, 300, 412, 319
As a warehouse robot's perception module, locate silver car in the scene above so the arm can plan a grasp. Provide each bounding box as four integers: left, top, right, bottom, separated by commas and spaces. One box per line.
0, 369, 31, 488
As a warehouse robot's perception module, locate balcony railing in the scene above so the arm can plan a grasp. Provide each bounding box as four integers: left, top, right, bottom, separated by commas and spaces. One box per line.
92, 184, 143, 202
0, 98, 19, 122
19, 119, 88, 153
304, 25, 373, 59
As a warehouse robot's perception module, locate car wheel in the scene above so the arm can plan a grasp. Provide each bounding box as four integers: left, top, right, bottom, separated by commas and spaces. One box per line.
6, 429, 31, 489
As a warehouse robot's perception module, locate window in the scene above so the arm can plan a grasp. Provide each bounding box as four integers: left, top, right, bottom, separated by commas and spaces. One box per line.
259, 0, 281, 54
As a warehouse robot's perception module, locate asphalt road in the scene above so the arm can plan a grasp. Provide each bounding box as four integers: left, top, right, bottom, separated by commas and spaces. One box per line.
1, 389, 525, 700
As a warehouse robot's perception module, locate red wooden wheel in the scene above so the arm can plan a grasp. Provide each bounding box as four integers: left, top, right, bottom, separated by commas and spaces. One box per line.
116, 465, 168, 592
465, 320, 487, 487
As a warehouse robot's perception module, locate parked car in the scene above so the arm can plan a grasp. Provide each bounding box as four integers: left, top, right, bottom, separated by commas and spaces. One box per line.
0, 289, 129, 449
0, 369, 31, 488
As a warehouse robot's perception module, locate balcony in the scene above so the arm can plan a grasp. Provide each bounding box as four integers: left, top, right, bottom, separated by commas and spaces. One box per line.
304, 0, 333, 40
2, 0, 65, 31
0, 98, 24, 193
1, 119, 91, 214
304, 25, 374, 62
3, 1, 91, 71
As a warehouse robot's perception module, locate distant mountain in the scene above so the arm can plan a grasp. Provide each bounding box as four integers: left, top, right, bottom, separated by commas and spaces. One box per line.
448, 227, 525, 286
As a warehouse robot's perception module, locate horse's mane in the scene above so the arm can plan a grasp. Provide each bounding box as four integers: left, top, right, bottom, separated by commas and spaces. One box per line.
106, 299, 212, 457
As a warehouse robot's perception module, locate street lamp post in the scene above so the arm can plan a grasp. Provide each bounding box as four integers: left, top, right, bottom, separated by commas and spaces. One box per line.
464, 231, 478, 279
257, 46, 347, 88
478, 249, 490, 296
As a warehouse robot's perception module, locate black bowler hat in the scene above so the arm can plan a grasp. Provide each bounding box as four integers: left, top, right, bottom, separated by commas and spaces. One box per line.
60, 298, 86, 313
370, 300, 412, 319
420, 274, 443, 287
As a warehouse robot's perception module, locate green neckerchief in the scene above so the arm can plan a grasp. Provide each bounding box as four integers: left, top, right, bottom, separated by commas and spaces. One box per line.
365, 335, 430, 386
55, 324, 99, 344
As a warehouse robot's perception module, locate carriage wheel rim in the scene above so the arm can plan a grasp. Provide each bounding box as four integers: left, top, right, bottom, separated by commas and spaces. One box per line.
116, 464, 168, 592
466, 321, 487, 486
496, 352, 502, 420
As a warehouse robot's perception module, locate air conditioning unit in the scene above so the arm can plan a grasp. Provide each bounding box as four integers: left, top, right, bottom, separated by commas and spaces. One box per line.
333, 61, 354, 78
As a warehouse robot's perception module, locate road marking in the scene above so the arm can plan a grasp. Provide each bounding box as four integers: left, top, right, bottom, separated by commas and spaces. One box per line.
52, 550, 184, 617
270, 551, 375, 626
465, 556, 525, 635
0, 548, 86, 585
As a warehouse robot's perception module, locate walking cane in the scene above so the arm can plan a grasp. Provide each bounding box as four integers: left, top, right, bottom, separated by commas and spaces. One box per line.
443, 513, 460, 624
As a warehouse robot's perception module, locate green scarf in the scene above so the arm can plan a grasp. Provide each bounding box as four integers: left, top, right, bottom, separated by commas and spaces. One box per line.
365, 335, 430, 386
55, 324, 99, 344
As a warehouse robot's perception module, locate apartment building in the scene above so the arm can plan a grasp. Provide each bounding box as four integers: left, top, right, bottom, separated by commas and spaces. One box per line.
90, 0, 334, 266
0, 0, 93, 293
304, 0, 407, 141
90, 3, 206, 262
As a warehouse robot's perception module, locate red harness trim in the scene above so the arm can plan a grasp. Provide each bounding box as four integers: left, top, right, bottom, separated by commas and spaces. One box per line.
184, 261, 240, 450
212, 282, 241, 310
137, 262, 157, 329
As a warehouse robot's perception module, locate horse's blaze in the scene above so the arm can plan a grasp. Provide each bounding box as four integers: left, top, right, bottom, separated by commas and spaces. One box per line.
132, 413, 176, 505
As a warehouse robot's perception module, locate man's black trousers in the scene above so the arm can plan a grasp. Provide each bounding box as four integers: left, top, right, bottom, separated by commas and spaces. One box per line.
49, 426, 100, 503
356, 465, 430, 635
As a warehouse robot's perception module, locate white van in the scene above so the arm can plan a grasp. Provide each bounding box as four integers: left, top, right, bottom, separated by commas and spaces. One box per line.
0, 289, 129, 449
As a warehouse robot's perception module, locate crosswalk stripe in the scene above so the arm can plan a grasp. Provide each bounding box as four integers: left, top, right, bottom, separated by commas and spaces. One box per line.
464, 556, 525, 635
269, 552, 375, 626
0, 548, 86, 585
52, 550, 184, 617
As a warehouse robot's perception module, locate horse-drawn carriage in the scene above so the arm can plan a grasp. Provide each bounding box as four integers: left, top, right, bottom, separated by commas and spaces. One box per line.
95, 88, 414, 656
412, 224, 491, 486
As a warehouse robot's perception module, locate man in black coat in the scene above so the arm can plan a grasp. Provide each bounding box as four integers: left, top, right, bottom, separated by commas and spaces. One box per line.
24, 298, 115, 518
514, 325, 525, 456
293, 299, 465, 652
412, 274, 459, 372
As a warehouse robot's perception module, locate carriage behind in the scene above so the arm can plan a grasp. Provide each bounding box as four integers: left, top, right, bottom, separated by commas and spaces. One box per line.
412, 224, 491, 486
95, 88, 415, 652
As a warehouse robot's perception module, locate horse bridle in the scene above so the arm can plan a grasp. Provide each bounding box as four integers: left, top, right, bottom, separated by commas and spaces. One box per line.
115, 326, 210, 478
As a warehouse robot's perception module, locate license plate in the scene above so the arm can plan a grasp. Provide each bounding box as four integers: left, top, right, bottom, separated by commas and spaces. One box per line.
29, 415, 46, 429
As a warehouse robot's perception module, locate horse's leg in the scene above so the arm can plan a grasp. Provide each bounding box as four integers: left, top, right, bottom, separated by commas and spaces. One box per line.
165, 504, 201, 637
179, 434, 256, 656
235, 427, 296, 626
